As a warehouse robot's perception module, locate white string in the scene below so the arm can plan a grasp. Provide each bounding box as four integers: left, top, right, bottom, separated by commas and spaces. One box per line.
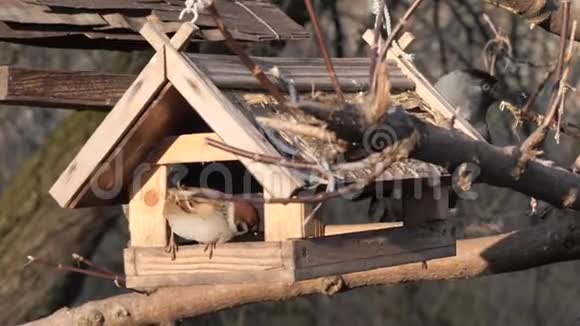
180, 0, 210, 23
372, 0, 415, 61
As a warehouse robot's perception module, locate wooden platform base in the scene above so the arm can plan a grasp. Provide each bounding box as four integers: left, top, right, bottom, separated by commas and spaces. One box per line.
124, 222, 456, 289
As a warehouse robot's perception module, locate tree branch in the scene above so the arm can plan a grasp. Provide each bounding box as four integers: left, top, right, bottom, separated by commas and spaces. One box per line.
27, 210, 580, 325
405, 111, 580, 210
290, 105, 580, 210
484, 0, 580, 41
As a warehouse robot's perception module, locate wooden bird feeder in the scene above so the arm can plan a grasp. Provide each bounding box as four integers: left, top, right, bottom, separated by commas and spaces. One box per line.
48, 20, 485, 289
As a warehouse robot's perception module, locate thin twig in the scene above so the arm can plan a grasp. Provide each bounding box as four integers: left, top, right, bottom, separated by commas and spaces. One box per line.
304, 0, 345, 103
205, 137, 328, 175
367, 0, 425, 124
175, 131, 418, 205
555, 0, 571, 79
26, 256, 125, 282
369, 0, 386, 85
513, 11, 576, 178
206, 137, 384, 175
482, 13, 513, 76
500, 100, 580, 139
72, 253, 116, 276
206, 1, 286, 105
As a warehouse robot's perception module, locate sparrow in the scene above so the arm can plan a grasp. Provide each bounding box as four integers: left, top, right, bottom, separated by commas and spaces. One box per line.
163, 190, 259, 260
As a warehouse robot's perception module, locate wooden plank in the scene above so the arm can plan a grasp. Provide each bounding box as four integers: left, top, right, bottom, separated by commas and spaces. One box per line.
0, 65, 132, 110
264, 203, 323, 242
402, 186, 450, 227
0, 0, 106, 25
141, 25, 304, 197
50, 27, 194, 208
127, 242, 284, 275
125, 270, 294, 289
323, 223, 402, 236
0, 21, 143, 42
128, 165, 168, 247
49, 49, 167, 208
148, 133, 237, 164
139, 21, 196, 53
397, 31, 416, 50
3, 1, 309, 45
290, 222, 456, 281
0, 56, 412, 111
27, 0, 180, 10
164, 43, 304, 198
124, 242, 295, 288
153, 1, 310, 41
72, 84, 200, 207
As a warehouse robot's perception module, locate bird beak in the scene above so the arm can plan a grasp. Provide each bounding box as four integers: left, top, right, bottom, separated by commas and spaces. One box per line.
492, 82, 527, 107
490, 81, 506, 100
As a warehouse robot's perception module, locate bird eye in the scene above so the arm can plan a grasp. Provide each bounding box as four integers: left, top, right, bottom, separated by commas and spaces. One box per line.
482, 82, 492, 92
235, 222, 248, 234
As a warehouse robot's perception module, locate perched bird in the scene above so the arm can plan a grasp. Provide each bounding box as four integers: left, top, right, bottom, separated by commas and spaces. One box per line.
163, 191, 258, 260
434, 69, 506, 142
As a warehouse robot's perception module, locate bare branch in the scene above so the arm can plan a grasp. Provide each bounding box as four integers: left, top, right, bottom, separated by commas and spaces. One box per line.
206, 1, 287, 105
369, 0, 386, 85
303, 0, 345, 102
484, 0, 580, 42
171, 130, 418, 205
290, 103, 580, 210
28, 212, 580, 325
26, 256, 124, 282
514, 15, 576, 178
377, 0, 426, 65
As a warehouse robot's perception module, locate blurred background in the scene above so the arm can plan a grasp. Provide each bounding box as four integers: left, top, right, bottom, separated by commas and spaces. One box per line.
1, 0, 580, 325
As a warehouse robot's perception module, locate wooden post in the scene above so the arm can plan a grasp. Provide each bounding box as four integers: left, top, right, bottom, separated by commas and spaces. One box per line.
264, 202, 323, 241
402, 185, 449, 227
128, 165, 168, 247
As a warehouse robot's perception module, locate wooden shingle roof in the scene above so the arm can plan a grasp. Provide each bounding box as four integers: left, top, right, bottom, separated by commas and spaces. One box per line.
45, 23, 483, 207
0, 0, 308, 48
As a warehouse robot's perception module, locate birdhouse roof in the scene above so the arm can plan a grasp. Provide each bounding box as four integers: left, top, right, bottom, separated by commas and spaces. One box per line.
0, 0, 308, 49
49, 23, 484, 208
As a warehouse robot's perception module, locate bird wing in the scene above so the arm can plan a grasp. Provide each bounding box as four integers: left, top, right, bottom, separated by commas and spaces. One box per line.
172, 196, 229, 221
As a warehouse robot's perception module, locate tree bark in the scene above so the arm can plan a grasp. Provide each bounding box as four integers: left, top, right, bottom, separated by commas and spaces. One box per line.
0, 111, 123, 325
484, 0, 580, 41
26, 208, 580, 326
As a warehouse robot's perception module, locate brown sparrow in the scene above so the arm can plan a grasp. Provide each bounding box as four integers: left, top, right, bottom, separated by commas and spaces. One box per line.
163, 192, 258, 260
